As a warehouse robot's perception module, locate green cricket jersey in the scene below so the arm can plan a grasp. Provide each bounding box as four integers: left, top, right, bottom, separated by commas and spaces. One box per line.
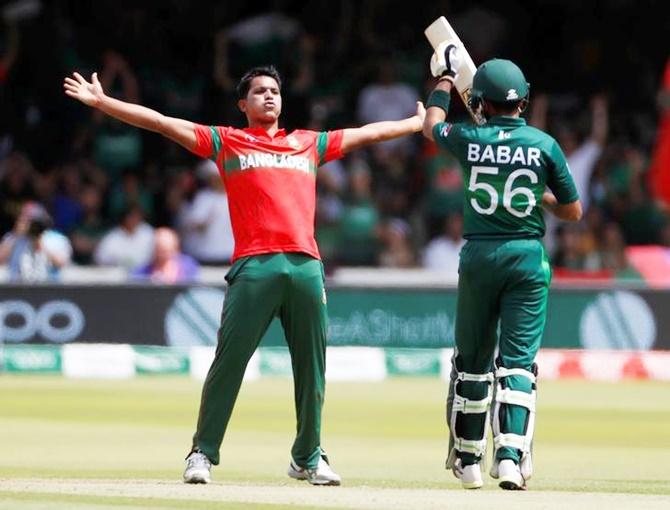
433, 116, 579, 239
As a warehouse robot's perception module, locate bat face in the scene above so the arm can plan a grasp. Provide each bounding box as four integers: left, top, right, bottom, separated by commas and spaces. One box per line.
425, 17, 485, 125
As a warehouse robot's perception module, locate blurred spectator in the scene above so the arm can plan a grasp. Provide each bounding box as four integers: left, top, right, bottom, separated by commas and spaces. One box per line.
531, 93, 608, 254
552, 223, 586, 270
210, 9, 314, 128
0, 202, 71, 282
0, 151, 35, 234
532, 94, 608, 212
592, 222, 629, 273
107, 168, 154, 223
132, 227, 199, 284
154, 165, 197, 228
337, 158, 379, 266
91, 51, 142, 179
52, 162, 84, 233
422, 213, 465, 274
94, 204, 154, 270
354, 60, 421, 222
70, 184, 106, 265
620, 150, 667, 245
0, 3, 665, 275
378, 217, 415, 268
420, 142, 464, 239
315, 159, 346, 266
178, 160, 234, 265
357, 59, 419, 157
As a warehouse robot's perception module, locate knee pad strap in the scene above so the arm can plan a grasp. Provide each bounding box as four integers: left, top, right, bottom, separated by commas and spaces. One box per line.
491, 364, 537, 478
449, 370, 494, 459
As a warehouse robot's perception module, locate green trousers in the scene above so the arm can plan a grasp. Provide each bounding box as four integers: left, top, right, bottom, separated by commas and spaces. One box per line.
447, 239, 550, 465
192, 253, 328, 469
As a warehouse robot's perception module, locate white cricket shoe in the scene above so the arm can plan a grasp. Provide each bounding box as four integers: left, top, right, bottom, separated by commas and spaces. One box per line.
183, 450, 212, 484
288, 453, 341, 486
451, 459, 483, 489
496, 459, 526, 490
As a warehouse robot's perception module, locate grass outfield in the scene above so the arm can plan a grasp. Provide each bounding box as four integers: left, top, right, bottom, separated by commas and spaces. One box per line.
0, 375, 668, 509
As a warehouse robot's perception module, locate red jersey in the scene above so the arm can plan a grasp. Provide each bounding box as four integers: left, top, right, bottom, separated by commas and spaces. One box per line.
192, 124, 344, 262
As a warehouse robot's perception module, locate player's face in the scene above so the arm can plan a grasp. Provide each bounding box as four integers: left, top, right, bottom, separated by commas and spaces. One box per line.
239, 76, 282, 124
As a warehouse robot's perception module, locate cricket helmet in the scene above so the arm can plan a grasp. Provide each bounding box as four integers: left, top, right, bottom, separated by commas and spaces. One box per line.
469, 59, 529, 107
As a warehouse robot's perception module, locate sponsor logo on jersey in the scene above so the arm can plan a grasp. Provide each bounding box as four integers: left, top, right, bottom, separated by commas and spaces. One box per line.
439, 123, 453, 138
498, 130, 511, 140
244, 134, 257, 143
239, 152, 310, 172
286, 135, 301, 149
506, 89, 519, 100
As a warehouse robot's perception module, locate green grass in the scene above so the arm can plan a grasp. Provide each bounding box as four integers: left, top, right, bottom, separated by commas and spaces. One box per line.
0, 375, 669, 509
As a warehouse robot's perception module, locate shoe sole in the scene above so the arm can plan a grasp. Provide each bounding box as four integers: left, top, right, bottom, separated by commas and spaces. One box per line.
288, 470, 308, 481
288, 474, 308, 481
184, 477, 210, 484
289, 472, 341, 486
461, 481, 483, 490
184, 471, 211, 484
308, 479, 341, 486
289, 466, 341, 486
499, 479, 526, 491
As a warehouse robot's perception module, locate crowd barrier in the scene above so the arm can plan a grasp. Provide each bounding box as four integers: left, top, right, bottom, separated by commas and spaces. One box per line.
2, 344, 669, 381
0, 282, 668, 350
2, 279, 669, 380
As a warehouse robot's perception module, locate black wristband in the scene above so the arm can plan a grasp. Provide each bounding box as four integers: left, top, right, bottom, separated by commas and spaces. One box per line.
426, 89, 451, 113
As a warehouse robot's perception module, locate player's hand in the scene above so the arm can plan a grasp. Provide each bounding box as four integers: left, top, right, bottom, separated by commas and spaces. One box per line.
415, 101, 426, 126
409, 101, 426, 132
63, 72, 105, 107
430, 43, 461, 81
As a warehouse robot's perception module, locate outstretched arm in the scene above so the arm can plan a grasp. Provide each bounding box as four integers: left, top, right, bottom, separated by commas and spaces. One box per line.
63, 72, 197, 151
340, 101, 425, 154
422, 43, 460, 141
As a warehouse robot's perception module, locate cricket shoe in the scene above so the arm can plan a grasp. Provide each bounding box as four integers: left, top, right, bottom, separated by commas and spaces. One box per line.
287, 452, 341, 486
183, 450, 212, 484
451, 458, 483, 489
495, 459, 526, 491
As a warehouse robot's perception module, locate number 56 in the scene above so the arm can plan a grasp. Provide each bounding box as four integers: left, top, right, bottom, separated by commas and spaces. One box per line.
469, 166, 538, 218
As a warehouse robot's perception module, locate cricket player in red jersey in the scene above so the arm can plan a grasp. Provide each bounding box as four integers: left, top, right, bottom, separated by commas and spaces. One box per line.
64, 65, 425, 486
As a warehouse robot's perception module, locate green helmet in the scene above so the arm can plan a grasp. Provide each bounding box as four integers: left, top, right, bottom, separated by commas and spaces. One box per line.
470, 59, 530, 105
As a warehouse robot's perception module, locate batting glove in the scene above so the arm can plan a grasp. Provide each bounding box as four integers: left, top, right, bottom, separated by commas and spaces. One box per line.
430, 43, 461, 82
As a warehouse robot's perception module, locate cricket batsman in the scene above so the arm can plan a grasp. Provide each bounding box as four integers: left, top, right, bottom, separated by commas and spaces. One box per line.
422, 47, 582, 490
64, 65, 425, 486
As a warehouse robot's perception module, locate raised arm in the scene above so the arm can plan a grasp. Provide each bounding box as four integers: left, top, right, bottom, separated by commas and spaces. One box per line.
63, 72, 197, 151
422, 43, 461, 141
340, 101, 424, 154
423, 79, 453, 141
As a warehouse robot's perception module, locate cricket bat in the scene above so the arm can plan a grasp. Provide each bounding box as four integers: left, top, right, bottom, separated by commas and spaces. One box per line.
424, 16, 484, 125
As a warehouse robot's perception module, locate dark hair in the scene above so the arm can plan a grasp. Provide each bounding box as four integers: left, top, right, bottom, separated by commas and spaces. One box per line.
236, 65, 282, 99
485, 99, 525, 115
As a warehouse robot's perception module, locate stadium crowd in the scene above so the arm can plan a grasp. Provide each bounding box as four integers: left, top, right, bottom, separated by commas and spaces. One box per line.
0, 0, 668, 281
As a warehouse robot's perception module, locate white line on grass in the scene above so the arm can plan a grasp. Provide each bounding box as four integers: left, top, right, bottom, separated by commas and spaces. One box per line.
1, 479, 669, 510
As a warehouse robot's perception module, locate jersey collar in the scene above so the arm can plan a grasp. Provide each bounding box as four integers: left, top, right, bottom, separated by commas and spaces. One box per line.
243, 127, 287, 139
487, 116, 526, 126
